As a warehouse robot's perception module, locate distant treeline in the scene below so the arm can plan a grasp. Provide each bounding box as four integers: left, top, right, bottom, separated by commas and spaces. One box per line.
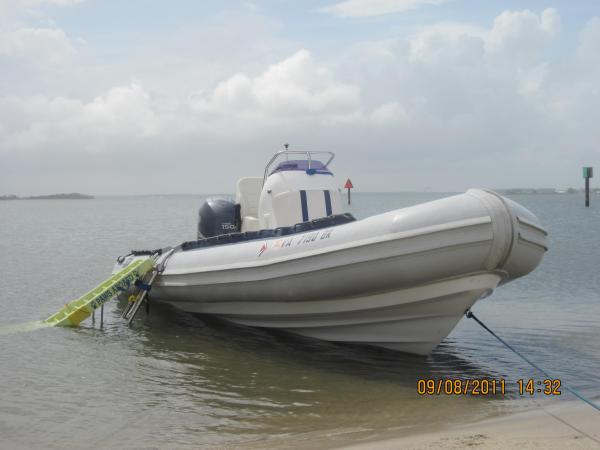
0, 193, 94, 200
496, 188, 599, 195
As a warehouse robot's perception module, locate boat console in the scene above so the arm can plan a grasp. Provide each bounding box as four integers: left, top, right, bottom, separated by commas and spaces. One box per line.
198, 149, 344, 238
255, 150, 342, 229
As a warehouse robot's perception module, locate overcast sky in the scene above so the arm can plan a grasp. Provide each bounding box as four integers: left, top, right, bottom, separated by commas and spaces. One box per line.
1, 0, 599, 194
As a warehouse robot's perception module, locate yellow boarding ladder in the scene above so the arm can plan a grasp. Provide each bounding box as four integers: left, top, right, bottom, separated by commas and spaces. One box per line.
45, 258, 155, 327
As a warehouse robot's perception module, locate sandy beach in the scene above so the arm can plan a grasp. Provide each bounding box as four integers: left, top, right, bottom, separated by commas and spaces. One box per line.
340, 401, 600, 450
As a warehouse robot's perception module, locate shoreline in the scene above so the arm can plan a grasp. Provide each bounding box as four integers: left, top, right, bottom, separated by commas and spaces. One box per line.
0, 193, 93, 200
338, 401, 600, 450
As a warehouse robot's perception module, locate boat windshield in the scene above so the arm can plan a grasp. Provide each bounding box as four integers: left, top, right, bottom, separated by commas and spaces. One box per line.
263, 150, 335, 184
270, 159, 332, 175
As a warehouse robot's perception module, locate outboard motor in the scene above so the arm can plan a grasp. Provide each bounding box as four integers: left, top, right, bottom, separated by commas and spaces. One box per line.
198, 198, 240, 239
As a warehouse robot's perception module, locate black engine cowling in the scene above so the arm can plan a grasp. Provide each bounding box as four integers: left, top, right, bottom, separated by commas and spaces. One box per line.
197, 198, 240, 239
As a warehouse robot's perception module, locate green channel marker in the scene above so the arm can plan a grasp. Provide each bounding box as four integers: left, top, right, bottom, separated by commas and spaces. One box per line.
45, 258, 154, 327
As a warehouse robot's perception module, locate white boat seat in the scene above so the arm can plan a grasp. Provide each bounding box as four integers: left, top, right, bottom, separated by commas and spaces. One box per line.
236, 177, 263, 232
241, 216, 261, 231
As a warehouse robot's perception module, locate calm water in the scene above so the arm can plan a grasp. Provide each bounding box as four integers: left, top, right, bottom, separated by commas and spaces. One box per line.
0, 193, 599, 449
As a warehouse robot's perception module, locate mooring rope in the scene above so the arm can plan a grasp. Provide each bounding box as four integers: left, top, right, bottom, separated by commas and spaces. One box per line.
465, 309, 600, 413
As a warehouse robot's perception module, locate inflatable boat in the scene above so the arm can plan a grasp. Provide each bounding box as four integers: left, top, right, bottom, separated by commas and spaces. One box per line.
115, 150, 548, 355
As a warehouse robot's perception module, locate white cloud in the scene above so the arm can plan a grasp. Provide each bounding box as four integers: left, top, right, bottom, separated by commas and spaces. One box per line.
322, 0, 449, 18
0, 83, 159, 156
190, 50, 361, 120
403, 7, 562, 69
485, 8, 561, 61
76, 83, 159, 138
0, 27, 77, 64
408, 23, 484, 65
0, 0, 82, 88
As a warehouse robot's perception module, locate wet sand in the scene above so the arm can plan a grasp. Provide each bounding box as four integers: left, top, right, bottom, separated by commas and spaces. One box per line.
340, 401, 600, 450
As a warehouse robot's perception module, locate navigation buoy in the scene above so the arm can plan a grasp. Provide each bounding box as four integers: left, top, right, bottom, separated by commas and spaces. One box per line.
344, 178, 353, 205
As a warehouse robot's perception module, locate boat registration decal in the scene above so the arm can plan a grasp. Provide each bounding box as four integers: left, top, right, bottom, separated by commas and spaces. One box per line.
259, 230, 333, 256
296, 229, 333, 246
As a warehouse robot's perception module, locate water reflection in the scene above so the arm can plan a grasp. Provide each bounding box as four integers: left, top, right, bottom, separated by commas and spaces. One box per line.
85, 299, 510, 447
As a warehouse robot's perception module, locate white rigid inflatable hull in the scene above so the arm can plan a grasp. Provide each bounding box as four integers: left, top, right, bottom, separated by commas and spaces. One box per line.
134, 189, 547, 355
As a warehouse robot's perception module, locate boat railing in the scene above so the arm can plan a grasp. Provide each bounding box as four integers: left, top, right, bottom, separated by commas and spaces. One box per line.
263, 150, 335, 185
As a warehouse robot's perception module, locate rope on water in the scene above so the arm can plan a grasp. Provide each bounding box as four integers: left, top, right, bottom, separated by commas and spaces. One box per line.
465, 309, 600, 413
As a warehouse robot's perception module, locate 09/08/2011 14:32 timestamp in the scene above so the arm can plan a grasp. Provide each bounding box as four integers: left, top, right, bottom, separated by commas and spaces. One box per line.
416, 378, 562, 396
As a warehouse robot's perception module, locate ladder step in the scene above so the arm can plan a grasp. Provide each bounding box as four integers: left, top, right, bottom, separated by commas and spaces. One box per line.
125, 270, 158, 324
